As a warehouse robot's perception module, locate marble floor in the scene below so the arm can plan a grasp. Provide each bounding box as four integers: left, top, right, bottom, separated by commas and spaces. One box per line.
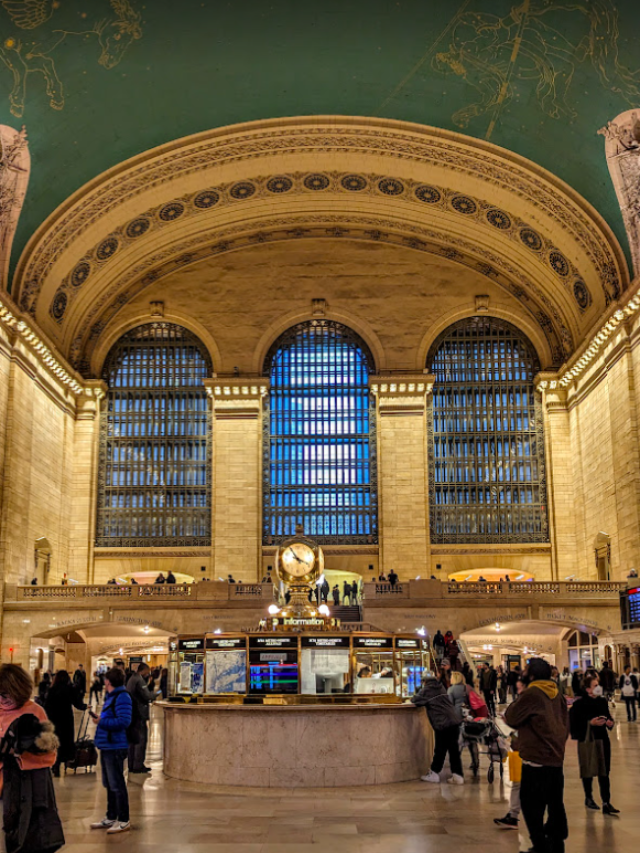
52, 704, 638, 853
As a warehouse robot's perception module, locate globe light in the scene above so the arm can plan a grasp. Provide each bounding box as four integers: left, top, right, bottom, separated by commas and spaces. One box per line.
318, 604, 330, 616
268, 604, 280, 615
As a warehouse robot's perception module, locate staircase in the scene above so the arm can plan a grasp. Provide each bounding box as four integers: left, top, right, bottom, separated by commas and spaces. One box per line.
331, 605, 362, 623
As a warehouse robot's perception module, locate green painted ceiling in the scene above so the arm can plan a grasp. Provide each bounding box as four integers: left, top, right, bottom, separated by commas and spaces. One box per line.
2, 0, 639, 280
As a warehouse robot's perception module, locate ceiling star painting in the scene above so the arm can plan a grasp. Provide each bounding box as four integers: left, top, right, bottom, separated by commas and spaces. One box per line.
0, 0, 636, 280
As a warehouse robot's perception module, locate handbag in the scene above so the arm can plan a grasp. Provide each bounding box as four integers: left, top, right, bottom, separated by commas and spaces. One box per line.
577, 723, 607, 778
507, 750, 522, 783
466, 686, 489, 718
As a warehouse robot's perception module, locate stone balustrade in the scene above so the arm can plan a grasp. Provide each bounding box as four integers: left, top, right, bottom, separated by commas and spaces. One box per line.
9, 582, 274, 603
365, 579, 626, 602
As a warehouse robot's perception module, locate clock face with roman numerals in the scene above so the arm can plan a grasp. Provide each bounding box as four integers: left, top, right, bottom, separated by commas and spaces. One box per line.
280, 543, 315, 579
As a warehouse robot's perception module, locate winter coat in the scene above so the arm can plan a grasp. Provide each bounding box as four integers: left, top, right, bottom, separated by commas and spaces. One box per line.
94, 687, 132, 751
126, 672, 156, 723
569, 695, 613, 743
412, 678, 460, 731
44, 684, 87, 763
433, 632, 445, 651
504, 680, 569, 767
0, 710, 63, 853
598, 666, 616, 692
481, 667, 498, 693
447, 683, 467, 719
72, 669, 86, 695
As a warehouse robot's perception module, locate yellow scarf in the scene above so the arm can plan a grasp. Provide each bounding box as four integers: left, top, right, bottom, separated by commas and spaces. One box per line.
528, 679, 558, 699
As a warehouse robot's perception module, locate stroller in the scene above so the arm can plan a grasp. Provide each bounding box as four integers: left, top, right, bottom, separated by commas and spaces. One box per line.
461, 716, 509, 783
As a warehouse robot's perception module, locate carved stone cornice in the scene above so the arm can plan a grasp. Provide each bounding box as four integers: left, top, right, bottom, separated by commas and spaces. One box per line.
11, 117, 627, 373
204, 377, 269, 419
370, 373, 435, 414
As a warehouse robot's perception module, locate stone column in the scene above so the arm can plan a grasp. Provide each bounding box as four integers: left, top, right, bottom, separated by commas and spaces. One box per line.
205, 378, 269, 582
69, 381, 106, 584
370, 375, 434, 580
537, 380, 578, 581
630, 644, 640, 671
604, 343, 640, 577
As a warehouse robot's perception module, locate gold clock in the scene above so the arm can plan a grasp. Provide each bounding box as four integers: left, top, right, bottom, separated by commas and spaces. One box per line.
275, 533, 324, 588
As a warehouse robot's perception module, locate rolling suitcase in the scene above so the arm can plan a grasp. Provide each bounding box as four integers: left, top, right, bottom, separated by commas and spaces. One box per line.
66, 710, 98, 773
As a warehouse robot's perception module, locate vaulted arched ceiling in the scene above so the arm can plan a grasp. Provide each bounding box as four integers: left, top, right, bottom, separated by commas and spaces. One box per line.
12, 117, 627, 373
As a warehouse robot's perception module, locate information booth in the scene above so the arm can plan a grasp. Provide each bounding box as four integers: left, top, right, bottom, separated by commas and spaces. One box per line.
169, 631, 430, 702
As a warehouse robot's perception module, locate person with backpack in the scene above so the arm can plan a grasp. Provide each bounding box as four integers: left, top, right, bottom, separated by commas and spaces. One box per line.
412, 671, 464, 785
89, 667, 132, 835
618, 666, 638, 722
44, 670, 87, 777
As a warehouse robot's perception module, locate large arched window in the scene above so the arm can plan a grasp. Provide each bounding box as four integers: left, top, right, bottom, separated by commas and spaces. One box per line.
263, 320, 377, 544
96, 323, 212, 547
427, 317, 548, 543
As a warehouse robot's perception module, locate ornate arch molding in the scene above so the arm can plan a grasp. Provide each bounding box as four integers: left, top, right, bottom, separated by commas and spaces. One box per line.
13, 116, 628, 372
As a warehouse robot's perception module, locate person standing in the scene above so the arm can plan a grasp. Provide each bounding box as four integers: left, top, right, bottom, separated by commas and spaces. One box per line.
481, 663, 498, 716
433, 630, 446, 664
497, 665, 508, 705
462, 661, 474, 687
45, 669, 87, 776
0, 664, 64, 853
90, 671, 103, 706
322, 578, 330, 603
165, 570, 177, 584
73, 663, 87, 698
570, 673, 619, 814
126, 663, 157, 776
388, 569, 398, 587
342, 581, 351, 605
598, 661, 616, 703
494, 674, 528, 837
504, 658, 570, 853
618, 666, 638, 722
508, 665, 521, 702
350, 580, 359, 605
412, 672, 464, 785
90, 667, 132, 835
332, 585, 340, 606
37, 671, 51, 705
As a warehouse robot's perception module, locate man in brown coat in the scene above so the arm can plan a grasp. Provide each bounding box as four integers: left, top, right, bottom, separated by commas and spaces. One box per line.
504, 658, 570, 853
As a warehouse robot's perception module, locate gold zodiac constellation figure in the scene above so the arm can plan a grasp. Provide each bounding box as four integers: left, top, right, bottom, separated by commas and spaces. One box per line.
0, 0, 142, 117
432, 0, 640, 135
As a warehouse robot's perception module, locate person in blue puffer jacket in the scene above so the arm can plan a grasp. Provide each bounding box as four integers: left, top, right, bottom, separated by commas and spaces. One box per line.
88, 667, 132, 835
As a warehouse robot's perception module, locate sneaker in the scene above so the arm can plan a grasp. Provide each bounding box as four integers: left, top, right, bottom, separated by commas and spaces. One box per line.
447, 773, 464, 785
603, 803, 620, 815
106, 822, 131, 834
494, 814, 519, 830
90, 818, 116, 830
420, 770, 440, 783
585, 797, 600, 810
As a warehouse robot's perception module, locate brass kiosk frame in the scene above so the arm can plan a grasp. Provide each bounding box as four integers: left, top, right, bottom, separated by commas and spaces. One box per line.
169, 632, 430, 704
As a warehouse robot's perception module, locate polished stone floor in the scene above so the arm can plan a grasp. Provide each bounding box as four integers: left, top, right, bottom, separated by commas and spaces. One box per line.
51, 704, 638, 853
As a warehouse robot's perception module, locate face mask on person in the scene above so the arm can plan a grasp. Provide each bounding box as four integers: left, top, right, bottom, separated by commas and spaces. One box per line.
592, 685, 603, 697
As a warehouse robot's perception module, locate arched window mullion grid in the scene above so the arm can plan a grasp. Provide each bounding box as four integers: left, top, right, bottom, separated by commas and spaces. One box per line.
427, 316, 548, 544
96, 322, 212, 547
263, 320, 378, 545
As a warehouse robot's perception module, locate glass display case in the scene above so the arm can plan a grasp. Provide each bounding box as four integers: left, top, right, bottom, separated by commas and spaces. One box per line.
393, 637, 429, 698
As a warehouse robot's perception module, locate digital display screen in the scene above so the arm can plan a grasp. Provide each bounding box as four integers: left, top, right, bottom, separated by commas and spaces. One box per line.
206, 637, 246, 649
301, 636, 349, 648
179, 638, 205, 651
628, 588, 640, 626
353, 636, 393, 649
395, 638, 420, 649
248, 649, 298, 693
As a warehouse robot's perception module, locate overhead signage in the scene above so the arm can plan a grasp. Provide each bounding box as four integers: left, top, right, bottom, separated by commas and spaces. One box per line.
301, 636, 349, 648
206, 637, 246, 650
178, 638, 204, 651
249, 636, 297, 649
395, 638, 420, 650
628, 588, 640, 627
353, 636, 393, 649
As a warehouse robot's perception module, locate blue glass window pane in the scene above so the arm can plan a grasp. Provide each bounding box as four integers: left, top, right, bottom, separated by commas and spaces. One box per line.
428, 317, 548, 543
96, 323, 212, 547
263, 321, 377, 544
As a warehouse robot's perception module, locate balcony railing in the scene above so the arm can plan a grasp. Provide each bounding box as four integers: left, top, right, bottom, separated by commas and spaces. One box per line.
10, 582, 273, 603
365, 579, 626, 601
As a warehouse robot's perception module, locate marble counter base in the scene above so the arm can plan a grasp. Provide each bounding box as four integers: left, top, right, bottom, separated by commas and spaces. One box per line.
162, 703, 433, 788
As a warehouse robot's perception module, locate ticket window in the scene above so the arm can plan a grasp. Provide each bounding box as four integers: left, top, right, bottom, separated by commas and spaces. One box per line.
395, 651, 423, 698
300, 637, 350, 694
353, 640, 395, 694
177, 638, 205, 695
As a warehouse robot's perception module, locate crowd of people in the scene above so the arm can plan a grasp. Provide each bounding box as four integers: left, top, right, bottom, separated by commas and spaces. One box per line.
411, 635, 633, 853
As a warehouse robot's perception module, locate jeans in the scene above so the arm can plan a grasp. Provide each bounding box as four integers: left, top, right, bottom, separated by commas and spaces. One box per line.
509, 781, 521, 818
100, 749, 129, 823
623, 696, 637, 721
128, 719, 149, 772
431, 726, 463, 776
520, 764, 568, 853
